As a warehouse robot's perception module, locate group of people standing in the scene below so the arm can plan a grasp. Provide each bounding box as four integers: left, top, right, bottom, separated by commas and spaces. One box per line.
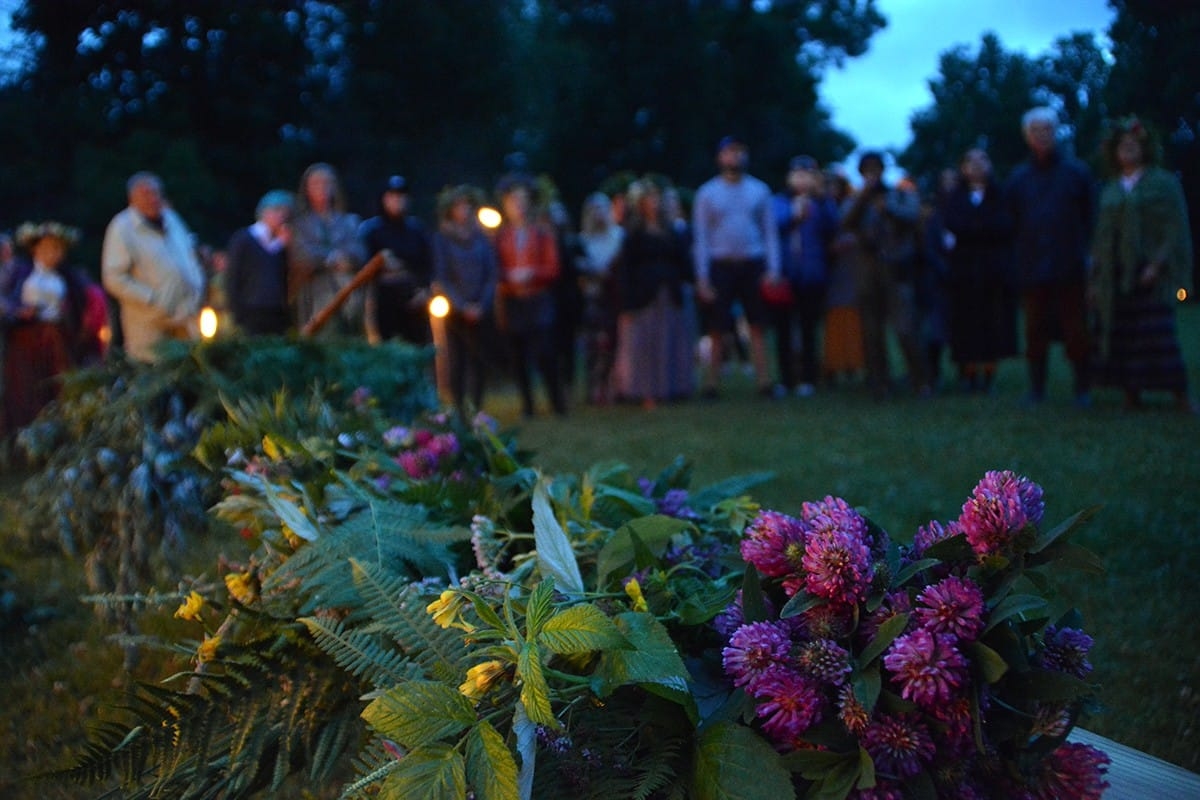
0, 107, 1193, 436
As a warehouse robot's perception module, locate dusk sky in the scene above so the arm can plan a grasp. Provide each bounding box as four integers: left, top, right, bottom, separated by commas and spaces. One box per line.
821, 0, 1116, 152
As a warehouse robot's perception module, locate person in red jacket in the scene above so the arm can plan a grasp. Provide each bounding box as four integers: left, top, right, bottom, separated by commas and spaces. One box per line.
492, 176, 566, 417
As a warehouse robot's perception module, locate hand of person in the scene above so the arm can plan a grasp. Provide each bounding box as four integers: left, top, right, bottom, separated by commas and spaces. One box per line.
275, 223, 291, 248
509, 266, 535, 285
791, 195, 809, 220
328, 250, 354, 273
17, 305, 38, 321
696, 278, 716, 304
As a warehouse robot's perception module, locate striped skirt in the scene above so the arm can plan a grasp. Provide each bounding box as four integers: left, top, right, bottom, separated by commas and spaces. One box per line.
1098, 289, 1188, 393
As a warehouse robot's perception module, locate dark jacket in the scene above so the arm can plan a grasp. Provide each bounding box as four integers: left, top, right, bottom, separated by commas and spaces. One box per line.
613, 226, 692, 313
358, 213, 432, 302
773, 193, 839, 287
1004, 151, 1094, 287
942, 181, 1015, 289
225, 227, 289, 324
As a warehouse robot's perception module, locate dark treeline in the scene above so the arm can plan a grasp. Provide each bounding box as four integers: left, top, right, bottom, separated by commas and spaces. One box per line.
1, 1, 1197, 281
0, 0, 883, 264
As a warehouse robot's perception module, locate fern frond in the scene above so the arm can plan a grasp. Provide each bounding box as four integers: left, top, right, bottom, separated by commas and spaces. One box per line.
301, 615, 422, 687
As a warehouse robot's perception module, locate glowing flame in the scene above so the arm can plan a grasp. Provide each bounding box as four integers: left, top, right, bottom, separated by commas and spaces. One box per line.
1178, 287, 1188, 302
477, 206, 502, 229
199, 307, 219, 339
428, 294, 451, 319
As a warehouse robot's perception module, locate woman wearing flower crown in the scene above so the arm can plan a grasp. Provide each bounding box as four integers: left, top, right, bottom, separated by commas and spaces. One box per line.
1090, 117, 1195, 412
1, 222, 93, 432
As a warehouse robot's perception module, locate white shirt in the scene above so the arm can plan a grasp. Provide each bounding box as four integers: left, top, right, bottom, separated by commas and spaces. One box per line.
21, 261, 66, 322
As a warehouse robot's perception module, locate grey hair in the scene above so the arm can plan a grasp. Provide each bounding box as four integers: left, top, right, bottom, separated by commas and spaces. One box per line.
1021, 107, 1059, 133
126, 170, 163, 195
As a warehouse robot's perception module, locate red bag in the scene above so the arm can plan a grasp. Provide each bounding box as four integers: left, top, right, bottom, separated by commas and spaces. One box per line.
760, 278, 795, 308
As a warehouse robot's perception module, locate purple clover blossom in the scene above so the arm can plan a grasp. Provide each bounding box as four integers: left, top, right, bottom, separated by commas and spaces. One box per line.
714, 590, 777, 638
859, 590, 913, 646
801, 602, 855, 640
958, 471, 1045, 557
837, 683, 871, 735
883, 628, 969, 709
862, 713, 936, 779
398, 450, 436, 480
802, 496, 886, 556
722, 621, 793, 690
657, 488, 701, 520
915, 576, 986, 642
750, 668, 824, 745
426, 432, 460, 460
931, 697, 974, 758
1038, 625, 1095, 678
796, 639, 852, 685
740, 510, 807, 579
912, 518, 963, 557
800, 527, 874, 605
1027, 743, 1110, 800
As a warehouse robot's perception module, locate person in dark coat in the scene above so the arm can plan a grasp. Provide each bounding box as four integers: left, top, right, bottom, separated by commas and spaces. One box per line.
1005, 107, 1095, 407
359, 175, 433, 345
942, 149, 1018, 393
225, 190, 294, 335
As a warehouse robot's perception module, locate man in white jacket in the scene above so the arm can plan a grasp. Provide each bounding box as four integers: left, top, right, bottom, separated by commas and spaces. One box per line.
102, 172, 206, 362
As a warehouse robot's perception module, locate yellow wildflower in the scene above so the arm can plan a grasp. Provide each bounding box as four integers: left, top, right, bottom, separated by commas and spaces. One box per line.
624, 578, 649, 613
197, 635, 222, 663
459, 660, 506, 701
174, 591, 205, 622
224, 571, 258, 605
426, 590, 461, 628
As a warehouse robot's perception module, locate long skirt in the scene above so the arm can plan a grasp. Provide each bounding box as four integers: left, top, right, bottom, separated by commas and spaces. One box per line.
1098, 289, 1187, 393
822, 305, 864, 373
612, 287, 694, 402
4, 321, 70, 432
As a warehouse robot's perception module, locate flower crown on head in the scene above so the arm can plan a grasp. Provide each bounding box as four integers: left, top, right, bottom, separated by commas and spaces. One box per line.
15, 221, 81, 249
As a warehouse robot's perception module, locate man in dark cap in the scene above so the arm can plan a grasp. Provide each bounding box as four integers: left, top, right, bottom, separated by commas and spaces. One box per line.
692, 135, 782, 398
358, 174, 432, 344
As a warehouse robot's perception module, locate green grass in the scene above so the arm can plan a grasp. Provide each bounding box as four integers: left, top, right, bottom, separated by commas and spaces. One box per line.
1, 306, 1198, 799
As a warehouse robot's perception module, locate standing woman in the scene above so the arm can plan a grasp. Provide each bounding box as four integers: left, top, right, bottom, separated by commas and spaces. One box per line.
577, 192, 624, 405
3, 222, 89, 432
942, 149, 1018, 393
289, 163, 365, 335
1090, 118, 1195, 411
493, 176, 566, 417
610, 179, 695, 408
431, 185, 498, 415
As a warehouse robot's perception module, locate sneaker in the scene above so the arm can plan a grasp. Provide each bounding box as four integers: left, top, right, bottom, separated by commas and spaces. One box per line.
795, 383, 816, 398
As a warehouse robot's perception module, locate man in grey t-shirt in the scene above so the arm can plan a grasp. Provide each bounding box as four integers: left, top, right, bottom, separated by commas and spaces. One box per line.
693, 136, 782, 398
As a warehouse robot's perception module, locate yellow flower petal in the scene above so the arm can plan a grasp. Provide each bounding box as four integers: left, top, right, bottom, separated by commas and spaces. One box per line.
173, 591, 205, 622
624, 578, 649, 613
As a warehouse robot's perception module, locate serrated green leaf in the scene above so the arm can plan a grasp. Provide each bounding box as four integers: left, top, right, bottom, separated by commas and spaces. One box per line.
968, 641, 1010, 683
379, 744, 466, 800
517, 642, 554, 725
524, 578, 557, 639
859, 613, 910, 666
597, 515, 690, 584
538, 603, 629, 654
361, 681, 477, 749
1029, 505, 1102, 553
465, 722, 520, 800
594, 612, 689, 697
463, 591, 508, 634
780, 590, 824, 619
690, 721, 794, 800
984, 594, 1049, 634
532, 479, 584, 598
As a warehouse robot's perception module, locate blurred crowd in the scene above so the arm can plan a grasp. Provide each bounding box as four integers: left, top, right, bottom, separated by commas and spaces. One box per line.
1, 106, 1194, 434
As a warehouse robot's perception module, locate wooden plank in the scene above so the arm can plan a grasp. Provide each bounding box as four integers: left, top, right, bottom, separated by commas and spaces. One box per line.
1070, 728, 1200, 799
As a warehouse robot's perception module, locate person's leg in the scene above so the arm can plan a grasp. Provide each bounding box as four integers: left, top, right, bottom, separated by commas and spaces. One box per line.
509, 332, 535, 417
1059, 280, 1092, 404
771, 302, 795, 391
796, 287, 824, 390
1022, 286, 1052, 403
889, 280, 928, 394
535, 326, 567, 415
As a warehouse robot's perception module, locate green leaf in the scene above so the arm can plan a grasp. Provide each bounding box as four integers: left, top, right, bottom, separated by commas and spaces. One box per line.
594, 612, 689, 697
532, 479, 584, 598
524, 578, 557, 639
597, 515, 690, 584
805, 754, 860, 800
740, 567, 767, 624
688, 472, 776, 511
968, 641, 1010, 683
512, 702, 537, 800
856, 747, 876, 790
1029, 505, 1103, 553
463, 590, 508, 634
465, 722, 520, 800
984, 594, 1049, 634
922, 533, 974, 562
517, 642, 554, 725
780, 749, 853, 778
361, 681, 477, 749
690, 721, 794, 800
780, 590, 824, 619
858, 613, 910, 666
851, 665, 881, 713
538, 603, 629, 654
895, 558, 940, 585
379, 744, 466, 800
1007, 669, 1096, 702
1028, 541, 1106, 574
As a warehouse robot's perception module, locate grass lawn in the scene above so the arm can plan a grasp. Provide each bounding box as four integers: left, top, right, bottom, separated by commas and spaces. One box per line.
1, 305, 1197, 798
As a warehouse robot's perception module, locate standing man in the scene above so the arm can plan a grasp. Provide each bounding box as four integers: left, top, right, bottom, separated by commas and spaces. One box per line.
225, 190, 294, 335
358, 174, 433, 345
1006, 107, 1095, 407
101, 172, 206, 362
693, 135, 782, 398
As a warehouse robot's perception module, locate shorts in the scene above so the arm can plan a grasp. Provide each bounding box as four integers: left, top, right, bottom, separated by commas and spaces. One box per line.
706, 257, 768, 332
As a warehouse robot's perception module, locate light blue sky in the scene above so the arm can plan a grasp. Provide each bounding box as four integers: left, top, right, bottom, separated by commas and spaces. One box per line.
821, 0, 1115, 152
